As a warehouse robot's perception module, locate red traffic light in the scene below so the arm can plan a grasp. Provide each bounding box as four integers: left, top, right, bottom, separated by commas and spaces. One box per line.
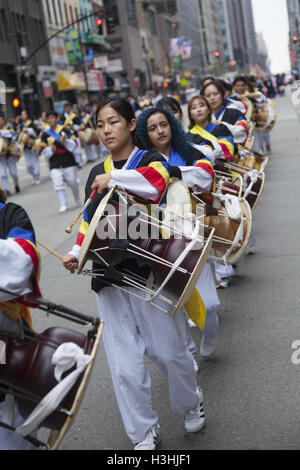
214, 51, 220, 58
293, 57, 297, 62
289, 50, 293, 55
230, 60, 236, 67
293, 35, 298, 42
163, 82, 169, 88
96, 18, 103, 26
13, 98, 20, 108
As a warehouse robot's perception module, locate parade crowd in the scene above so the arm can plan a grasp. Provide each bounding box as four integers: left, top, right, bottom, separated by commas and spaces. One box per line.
0, 71, 278, 450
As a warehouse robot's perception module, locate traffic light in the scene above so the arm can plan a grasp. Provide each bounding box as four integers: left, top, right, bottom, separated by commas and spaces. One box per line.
96, 18, 103, 35
292, 35, 298, 43
163, 82, 169, 89
214, 51, 220, 59
289, 50, 293, 56
293, 57, 297, 62
107, 16, 115, 35
229, 60, 236, 67
12, 98, 21, 108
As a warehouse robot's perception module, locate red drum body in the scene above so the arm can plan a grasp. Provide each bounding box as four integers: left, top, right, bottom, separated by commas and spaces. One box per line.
0, 327, 93, 430
78, 185, 214, 315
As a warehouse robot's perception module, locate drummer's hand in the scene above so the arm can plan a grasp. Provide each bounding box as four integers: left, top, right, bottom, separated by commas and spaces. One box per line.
62, 254, 78, 274
91, 173, 112, 194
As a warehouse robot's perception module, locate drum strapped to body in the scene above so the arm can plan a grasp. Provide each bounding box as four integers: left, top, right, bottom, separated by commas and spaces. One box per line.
253, 100, 277, 133
191, 190, 252, 266
224, 162, 265, 211
84, 128, 99, 145
0, 137, 23, 160
78, 184, 214, 317
18, 131, 35, 150
0, 296, 103, 450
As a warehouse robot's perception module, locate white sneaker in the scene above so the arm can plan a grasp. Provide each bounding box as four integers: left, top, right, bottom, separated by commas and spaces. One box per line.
134, 424, 160, 450
216, 278, 230, 289
193, 356, 199, 374
184, 388, 205, 433
59, 205, 68, 213
200, 335, 217, 358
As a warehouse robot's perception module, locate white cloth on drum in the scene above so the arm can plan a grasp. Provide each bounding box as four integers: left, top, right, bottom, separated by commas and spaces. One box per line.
16, 342, 92, 437
0, 239, 33, 301
96, 286, 199, 444
0, 401, 37, 450
195, 261, 220, 337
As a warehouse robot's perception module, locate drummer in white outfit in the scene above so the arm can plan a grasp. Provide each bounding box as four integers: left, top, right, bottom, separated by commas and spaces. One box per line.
0, 116, 20, 195
62, 97, 205, 451
136, 106, 220, 360
19, 110, 40, 185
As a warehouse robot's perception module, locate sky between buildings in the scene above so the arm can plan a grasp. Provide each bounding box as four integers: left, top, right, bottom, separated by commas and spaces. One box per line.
252, 0, 290, 74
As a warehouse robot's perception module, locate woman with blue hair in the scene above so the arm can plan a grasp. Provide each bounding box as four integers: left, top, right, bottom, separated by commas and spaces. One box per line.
137, 107, 220, 361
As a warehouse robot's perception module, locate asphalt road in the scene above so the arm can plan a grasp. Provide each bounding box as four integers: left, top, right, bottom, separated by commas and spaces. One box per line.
6, 92, 300, 450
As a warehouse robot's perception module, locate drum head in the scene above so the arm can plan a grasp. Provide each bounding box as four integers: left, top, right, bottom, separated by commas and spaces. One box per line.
78, 187, 116, 273
173, 226, 214, 314
250, 171, 265, 212
225, 198, 252, 265
47, 321, 103, 450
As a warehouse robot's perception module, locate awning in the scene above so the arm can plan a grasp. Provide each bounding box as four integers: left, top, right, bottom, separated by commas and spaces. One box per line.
57, 72, 85, 91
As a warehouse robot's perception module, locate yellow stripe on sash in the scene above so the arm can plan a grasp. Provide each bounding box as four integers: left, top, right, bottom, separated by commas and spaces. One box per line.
184, 288, 206, 330
190, 124, 219, 142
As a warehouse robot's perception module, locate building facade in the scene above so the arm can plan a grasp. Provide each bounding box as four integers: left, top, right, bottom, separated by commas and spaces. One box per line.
0, 0, 51, 117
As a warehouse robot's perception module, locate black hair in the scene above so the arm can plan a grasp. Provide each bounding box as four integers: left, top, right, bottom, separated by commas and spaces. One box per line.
201, 80, 226, 106
156, 97, 183, 118
95, 97, 145, 149
219, 79, 232, 93
46, 110, 58, 118
136, 107, 191, 160
233, 75, 247, 85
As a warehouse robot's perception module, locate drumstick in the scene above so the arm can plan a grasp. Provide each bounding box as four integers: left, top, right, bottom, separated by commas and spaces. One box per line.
65, 189, 97, 234
37, 240, 64, 261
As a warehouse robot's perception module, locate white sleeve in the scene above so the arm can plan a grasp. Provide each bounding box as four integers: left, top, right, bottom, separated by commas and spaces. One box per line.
64, 138, 77, 153
191, 143, 216, 163
178, 166, 213, 191
0, 129, 13, 139
220, 122, 248, 145
0, 239, 33, 301
41, 146, 54, 159
26, 127, 37, 138
68, 244, 81, 261
107, 169, 160, 201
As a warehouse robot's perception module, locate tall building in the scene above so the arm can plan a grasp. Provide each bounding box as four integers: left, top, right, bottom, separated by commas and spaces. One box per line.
216, 0, 235, 65
286, 0, 300, 69
256, 32, 271, 72
0, 0, 51, 117
226, 0, 258, 72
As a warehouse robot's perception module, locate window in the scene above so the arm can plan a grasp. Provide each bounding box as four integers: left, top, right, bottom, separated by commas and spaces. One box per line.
125, 0, 138, 28
52, 0, 59, 26
165, 20, 173, 38
148, 10, 157, 36
45, 0, 52, 24
64, 3, 69, 24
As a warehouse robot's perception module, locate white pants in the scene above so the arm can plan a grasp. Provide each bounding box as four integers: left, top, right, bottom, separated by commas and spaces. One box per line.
23, 149, 40, 181
0, 401, 37, 450
96, 286, 199, 443
252, 128, 264, 156
85, 144, 98, 162
0, 156, 19, 192
214, 262, 235, 280
50, 166, 80, 207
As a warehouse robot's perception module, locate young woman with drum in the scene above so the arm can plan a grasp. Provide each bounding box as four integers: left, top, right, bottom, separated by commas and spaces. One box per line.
62, 97, 206, 450
136, 106, 220, 359
202, 80, 249, 146
187, 95, 235, 166
186, 96, 241, 287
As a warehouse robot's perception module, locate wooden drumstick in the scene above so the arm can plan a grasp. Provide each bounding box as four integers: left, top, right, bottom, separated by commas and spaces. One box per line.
65, 189, 98, 234
37, 240, 64, 261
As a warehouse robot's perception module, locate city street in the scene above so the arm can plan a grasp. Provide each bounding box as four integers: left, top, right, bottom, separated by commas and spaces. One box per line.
6, 91, 300, 450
